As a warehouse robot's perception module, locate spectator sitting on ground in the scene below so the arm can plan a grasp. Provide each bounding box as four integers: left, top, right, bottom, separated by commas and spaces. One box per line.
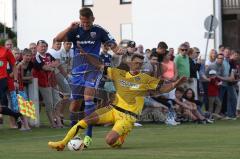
183, 88, 213, 123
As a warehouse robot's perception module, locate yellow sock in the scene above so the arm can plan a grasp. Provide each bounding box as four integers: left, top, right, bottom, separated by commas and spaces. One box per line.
62, 120, 88, 144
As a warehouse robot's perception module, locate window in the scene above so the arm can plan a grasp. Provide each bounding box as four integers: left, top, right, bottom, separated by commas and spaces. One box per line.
82, 0, 94, 7
120, 23, 132, 40
120, 0, 132, 5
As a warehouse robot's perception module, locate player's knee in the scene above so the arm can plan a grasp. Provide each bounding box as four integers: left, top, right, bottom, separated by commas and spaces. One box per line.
105, 135, 117, 146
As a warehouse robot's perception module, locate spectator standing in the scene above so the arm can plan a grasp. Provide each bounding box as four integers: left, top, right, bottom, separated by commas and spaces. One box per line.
33, 40, 62, 128
205, 49, 217, 69
205, 70, 222, 118
168, 48, 175, 61
174, 43, 190, 89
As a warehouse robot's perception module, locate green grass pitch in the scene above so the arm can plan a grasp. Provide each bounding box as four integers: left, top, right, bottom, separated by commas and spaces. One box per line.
1, 120, 240, 159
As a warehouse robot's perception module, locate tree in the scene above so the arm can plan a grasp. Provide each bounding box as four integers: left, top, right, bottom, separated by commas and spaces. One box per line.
0, 22, 17, 46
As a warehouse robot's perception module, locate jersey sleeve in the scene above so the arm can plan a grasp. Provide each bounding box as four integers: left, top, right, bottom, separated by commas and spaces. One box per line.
100, 27, 116, 44
6, 49, 16, 66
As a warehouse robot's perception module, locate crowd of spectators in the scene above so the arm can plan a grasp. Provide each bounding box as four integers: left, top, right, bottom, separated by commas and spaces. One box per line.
0, 38, 239, 129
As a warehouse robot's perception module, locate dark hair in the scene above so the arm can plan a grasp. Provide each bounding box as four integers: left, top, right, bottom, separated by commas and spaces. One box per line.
157, 41, 168, 50
183, 88, 195, 101
151, 48, 157, 54
127, 41, 136, 48
175, 87, 185, 93
217, 53, 224, 58
22, 48, 32, 55
145, 49, 151, 52
131, 53, 144, 61
80, 7, 94, 18
150, 52, 158, 59
219, 44, 224, 49
37, 40, 48, 47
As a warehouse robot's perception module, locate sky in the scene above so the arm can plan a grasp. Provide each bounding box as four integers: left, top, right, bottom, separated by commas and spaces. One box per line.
0, 0, 13, 27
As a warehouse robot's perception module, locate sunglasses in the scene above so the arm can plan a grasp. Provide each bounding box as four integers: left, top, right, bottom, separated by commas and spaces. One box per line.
180, 49, 188, 51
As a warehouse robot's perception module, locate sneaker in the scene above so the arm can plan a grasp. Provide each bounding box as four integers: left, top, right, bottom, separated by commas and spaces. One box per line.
222, 116, 237, 120
165, 118, 180, 126
229, 117, 237, 120
48, 141, 65, 151
134, 122, 143, 127
206, 119, 214, 124
83, 136, 92, 148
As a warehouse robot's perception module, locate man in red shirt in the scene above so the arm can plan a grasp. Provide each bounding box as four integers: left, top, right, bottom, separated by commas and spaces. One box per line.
33, 40, 62, 128
0, 46, 22, 128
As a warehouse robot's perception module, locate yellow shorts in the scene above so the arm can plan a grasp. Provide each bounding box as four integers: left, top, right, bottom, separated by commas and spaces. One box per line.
95, 106, 137, 136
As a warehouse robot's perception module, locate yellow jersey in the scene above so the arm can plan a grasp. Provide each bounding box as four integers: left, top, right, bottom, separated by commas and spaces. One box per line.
107, 67, 161, 115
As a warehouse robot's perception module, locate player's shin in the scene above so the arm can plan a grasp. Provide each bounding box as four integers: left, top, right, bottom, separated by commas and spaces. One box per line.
84, 100, 95, 137
62, 120, 88, 144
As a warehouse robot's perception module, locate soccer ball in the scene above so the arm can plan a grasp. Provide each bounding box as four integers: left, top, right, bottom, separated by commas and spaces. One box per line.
67, 137, 84, 151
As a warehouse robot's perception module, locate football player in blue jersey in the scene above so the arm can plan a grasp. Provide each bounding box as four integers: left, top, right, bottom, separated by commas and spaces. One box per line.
54, 7, 125, 148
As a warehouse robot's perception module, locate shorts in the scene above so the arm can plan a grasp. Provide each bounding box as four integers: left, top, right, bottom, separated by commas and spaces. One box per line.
95, 106, 137, 136
39, 87, 60, 112
0, 78, 8, 106
70, 71, 102, 100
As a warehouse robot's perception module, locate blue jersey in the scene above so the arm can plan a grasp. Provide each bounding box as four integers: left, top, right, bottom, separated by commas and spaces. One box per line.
100, 53, 112, 67
67, 25, 115, 74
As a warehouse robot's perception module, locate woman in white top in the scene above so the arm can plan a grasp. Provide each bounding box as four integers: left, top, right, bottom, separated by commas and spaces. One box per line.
205, 49, 217, 69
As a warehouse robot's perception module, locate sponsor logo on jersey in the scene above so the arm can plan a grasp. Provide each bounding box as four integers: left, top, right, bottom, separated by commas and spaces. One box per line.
119, 79, 140, 89
0, 61, 3, 67
90, 32, 96, 39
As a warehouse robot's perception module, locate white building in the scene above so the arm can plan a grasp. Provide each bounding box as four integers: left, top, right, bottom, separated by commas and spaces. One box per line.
16, 0, 240, 56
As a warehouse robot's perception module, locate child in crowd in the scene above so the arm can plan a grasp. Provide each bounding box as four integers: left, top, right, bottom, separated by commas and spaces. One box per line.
18, 48, 33, 97
206, 70, 222, 119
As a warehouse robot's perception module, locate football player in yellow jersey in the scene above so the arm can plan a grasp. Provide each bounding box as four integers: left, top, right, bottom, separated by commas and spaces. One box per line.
48, 53, 186, 151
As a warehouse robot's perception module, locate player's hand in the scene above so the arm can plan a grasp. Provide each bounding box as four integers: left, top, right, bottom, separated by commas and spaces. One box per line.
69, 21, 80, 30
116, 47, 127, 55
176, 76, 187, 86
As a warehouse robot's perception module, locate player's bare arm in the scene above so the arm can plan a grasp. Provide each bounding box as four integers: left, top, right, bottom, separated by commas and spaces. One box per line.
54, 21, 80, 42
158, 76, 187, 93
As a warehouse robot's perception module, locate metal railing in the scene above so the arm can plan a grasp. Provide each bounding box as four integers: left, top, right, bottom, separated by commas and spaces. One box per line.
222, 0, 240, 9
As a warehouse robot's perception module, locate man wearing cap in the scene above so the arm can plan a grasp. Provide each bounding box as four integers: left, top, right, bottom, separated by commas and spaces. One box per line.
205, 69, 222, 118
118, 40, 137, 71
33, 40, 63, 128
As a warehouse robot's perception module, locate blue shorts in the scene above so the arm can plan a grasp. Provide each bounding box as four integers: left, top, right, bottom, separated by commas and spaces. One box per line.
70, 71, 102, 100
